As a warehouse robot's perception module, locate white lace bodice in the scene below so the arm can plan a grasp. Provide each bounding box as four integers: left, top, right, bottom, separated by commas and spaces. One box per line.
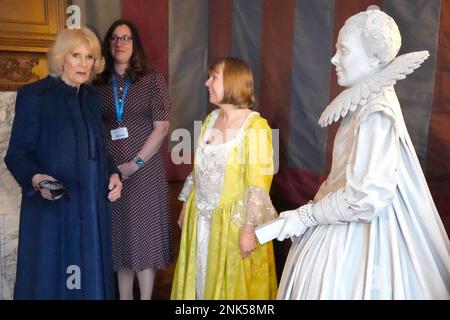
195, 140, 228, 212
194, 110, 258, 214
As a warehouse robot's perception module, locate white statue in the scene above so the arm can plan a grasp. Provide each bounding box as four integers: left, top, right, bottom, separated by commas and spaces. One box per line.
276, 7, 450, 299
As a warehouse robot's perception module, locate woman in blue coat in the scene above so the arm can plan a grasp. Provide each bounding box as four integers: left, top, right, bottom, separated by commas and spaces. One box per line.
4, 27, 122, 299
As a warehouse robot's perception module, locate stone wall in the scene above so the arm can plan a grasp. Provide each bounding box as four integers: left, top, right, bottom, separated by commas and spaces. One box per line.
0, 92, 20, 300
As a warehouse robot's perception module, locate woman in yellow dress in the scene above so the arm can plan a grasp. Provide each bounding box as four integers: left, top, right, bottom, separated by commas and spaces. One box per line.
171, 57, 278, 300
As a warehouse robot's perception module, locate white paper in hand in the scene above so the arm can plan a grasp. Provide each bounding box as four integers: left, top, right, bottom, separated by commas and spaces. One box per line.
255, 217, 285, 245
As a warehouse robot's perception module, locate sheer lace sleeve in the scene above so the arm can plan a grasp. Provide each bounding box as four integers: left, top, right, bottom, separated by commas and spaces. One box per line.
231, 116, 277, 226
232, 186, 278, 227
178, 171, 194, 202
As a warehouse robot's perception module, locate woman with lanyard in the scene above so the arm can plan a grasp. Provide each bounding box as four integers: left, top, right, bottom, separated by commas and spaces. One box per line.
95, 19, 173, 300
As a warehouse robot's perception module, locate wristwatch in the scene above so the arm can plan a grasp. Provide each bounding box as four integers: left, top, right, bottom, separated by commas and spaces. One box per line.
133, 156, 145, 169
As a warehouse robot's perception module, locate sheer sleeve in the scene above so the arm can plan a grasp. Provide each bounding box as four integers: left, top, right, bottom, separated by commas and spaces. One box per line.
232, 117, 278, 226
312, 110, 398, 224
178, 171, 194, 202
232, 186, 278, 226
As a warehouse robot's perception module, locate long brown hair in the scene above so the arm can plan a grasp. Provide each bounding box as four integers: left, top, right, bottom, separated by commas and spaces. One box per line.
96, 19, 149, 84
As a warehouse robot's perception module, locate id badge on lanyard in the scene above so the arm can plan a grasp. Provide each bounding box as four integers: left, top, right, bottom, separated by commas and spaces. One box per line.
111, 75, 131, 141
111, 127, 129, 140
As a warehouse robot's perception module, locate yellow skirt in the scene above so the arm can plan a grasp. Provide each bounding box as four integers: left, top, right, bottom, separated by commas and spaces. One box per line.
171, 194, 278, 300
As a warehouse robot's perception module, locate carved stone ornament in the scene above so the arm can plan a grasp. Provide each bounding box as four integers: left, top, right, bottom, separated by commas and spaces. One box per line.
0, 57, 40, 82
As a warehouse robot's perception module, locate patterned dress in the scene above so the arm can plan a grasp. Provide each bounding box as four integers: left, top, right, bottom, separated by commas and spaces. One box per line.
96, 70, 173, 272
171, 110, 278, 300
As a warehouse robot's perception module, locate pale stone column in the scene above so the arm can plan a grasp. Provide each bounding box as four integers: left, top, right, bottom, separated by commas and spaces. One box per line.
0, 92, 20, 300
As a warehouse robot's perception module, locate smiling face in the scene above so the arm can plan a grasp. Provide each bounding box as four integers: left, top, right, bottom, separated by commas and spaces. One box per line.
205, 64, 225, 106
61, 43, 95, 88
331, 28, 379, 88
110, 24, 133, 65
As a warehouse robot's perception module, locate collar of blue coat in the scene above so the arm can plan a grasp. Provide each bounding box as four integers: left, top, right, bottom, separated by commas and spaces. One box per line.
39, 75, 97, 97
318, 51, 429, 128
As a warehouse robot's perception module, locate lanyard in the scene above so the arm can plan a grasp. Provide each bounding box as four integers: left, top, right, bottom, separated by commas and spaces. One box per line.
112, 75, 131, 126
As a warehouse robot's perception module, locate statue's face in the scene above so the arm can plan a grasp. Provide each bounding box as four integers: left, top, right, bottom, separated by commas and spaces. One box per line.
331, 28, 378, 88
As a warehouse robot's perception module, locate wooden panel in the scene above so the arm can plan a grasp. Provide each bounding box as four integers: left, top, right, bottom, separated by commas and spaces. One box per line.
0, 0, 47, 24
0, 0, 66, 90
0, 0, 66, 52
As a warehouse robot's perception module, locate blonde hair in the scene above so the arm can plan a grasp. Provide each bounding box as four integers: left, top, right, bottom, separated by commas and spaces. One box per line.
208, 57, 255, 109
47, 27, 105, 82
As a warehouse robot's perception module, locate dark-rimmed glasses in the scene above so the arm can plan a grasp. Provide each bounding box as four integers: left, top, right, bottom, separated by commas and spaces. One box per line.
110, 35, 133, 44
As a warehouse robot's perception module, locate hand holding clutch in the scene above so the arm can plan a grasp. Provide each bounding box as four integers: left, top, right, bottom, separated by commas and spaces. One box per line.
255, 217, 285, 244
277, 210, 307, 241
277, 203, 318, 241
32, 173, 65, 201
38, 180, 66, 200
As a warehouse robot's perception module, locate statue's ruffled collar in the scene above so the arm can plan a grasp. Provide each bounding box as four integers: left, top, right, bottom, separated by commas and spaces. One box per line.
318, 51, 429, 127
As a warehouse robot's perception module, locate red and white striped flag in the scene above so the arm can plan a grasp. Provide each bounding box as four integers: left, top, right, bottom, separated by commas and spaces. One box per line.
81, 0, 450, 232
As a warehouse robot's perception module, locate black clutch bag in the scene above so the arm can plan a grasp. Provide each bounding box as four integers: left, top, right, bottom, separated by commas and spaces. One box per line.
38, 180, 66, 200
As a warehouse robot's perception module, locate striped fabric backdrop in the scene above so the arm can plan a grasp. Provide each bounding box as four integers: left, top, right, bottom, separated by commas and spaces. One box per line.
78, 0, 450, 232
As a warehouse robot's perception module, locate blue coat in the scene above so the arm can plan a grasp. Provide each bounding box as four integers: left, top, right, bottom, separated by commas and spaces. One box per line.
5, 76, 118, 299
